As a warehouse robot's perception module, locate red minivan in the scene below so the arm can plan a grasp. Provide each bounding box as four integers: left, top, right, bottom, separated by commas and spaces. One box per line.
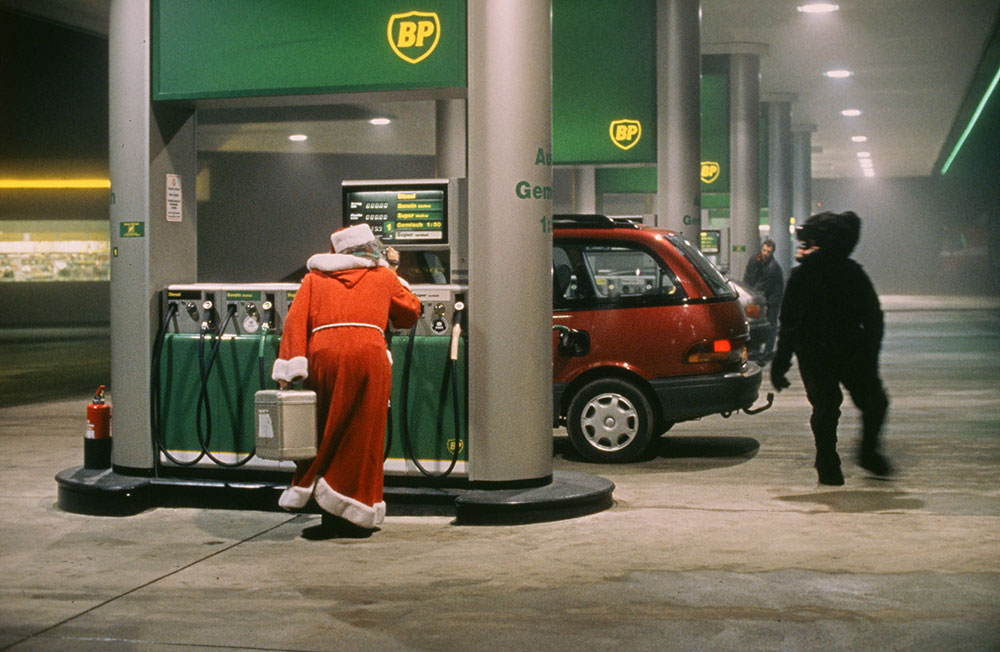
552, 215, 765, 462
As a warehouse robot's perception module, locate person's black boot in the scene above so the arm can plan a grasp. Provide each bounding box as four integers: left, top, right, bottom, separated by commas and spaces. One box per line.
301, 514, 376, 540
815, 450, 844, 486
858, 449, 893, 477
321, 513, 375, 538
816, 463, 845, 486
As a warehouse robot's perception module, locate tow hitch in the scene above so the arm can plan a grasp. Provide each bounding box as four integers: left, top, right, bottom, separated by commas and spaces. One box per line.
743, 392, 774, 415
721, 392, 774, 418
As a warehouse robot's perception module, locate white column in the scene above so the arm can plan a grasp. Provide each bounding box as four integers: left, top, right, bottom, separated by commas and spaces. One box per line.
721, 44, 767, 278
656, 0, 702, 243
466, 0, 553, 483
764, 94, 795, 274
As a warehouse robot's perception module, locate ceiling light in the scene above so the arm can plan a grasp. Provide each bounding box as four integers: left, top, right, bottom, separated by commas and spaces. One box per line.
288, 134, 308, 142
851, 136, 868, 143
0, 178, 111, 189
823, 70, 853, 79
859, 159, 874, 168
369, 118, 391, 126
856, 151, 871, 158
863, 168, 876, 177
797, 3, 840, 13
840, 109, 862, 117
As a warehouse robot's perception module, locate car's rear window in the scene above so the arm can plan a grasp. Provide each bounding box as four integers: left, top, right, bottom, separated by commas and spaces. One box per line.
666, 233, 737, 298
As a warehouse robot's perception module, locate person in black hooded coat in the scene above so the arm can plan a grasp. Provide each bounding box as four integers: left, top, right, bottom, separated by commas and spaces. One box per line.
770, 211, 892, 485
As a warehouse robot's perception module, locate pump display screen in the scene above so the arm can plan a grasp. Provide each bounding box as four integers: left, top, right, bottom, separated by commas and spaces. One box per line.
700, 229, 721, 254
343, 185, 447, 246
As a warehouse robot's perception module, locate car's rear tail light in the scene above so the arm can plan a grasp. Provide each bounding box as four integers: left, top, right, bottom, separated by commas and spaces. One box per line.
744, 303, 761, 319
685, 339, 747, 364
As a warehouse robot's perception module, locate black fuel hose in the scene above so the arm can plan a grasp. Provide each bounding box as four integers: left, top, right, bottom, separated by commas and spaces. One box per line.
195, 306, 257, 468
151, 302, 206, 469
399, 307, 464, 480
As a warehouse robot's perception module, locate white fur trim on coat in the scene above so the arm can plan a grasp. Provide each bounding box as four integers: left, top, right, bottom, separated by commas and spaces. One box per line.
307, 253, 376, 273
314, 478, 385, 529
278, 483, 314, 510
271, 356, 308, 383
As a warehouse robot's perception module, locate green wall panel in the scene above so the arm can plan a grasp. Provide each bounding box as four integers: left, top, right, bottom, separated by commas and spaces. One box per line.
552, 0, 656, 164
700, 55, 729, 194
153, 0, 466, 100
596, 167, 657, 195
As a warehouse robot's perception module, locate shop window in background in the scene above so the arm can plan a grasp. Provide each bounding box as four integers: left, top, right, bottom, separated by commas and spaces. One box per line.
0, 221, 109, 282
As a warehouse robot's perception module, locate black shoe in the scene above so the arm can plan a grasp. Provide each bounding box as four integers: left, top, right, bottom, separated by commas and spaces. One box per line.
858, 451, 893, 477
816, 464, 845, 486
323, 513, 376, 538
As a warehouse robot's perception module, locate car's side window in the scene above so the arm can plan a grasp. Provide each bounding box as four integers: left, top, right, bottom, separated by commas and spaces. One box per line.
554, 241, 685, 309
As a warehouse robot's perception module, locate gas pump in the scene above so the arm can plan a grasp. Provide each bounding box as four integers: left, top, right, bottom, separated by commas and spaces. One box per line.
341, 179, 470, 482
153, 283, 298, 471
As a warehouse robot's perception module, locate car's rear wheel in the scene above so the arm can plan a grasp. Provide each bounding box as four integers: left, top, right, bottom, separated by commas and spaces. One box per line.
567, 378, 654, 463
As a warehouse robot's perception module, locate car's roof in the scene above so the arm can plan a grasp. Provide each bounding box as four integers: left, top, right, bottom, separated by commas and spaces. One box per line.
552, 214, 677, 237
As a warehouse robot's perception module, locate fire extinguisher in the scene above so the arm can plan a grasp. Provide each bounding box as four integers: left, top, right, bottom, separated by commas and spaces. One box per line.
84, 385, 112, 469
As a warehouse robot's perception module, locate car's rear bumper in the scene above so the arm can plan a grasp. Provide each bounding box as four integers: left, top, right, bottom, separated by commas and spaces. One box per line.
552, 362, 763, 426
649, 362, 762, 422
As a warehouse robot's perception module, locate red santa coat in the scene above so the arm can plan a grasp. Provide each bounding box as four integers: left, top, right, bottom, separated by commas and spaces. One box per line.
272, 252, 421, 528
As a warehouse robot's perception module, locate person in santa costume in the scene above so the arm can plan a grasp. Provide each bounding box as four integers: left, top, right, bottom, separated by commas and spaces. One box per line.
272, 224, 421, 538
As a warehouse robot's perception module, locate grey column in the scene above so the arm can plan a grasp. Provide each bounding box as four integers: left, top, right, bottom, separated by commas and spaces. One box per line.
726, 47, 765, 278
109, 0, 197, 470
466, 0, 553, 483
765, 95, 795, 275
573, 166, 597, 213
435, 99, 467, 179
656, 0, 701, 243
792, 123, 816, 268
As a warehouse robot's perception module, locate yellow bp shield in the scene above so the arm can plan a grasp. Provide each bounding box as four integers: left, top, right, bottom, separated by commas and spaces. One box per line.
609, 119, 642, 150
701, 161, 721, 184
388, 11, 441, 64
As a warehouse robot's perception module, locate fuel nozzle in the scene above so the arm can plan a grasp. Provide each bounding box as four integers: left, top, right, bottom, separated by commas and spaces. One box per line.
200, 299, 217, 332
245, 303, 260, 321
185, 301, 199, 322
261, 299, 275, 330
449, 301, 465, 361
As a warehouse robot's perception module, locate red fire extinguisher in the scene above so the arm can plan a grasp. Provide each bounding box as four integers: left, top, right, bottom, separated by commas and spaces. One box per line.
84, 385, 112, 469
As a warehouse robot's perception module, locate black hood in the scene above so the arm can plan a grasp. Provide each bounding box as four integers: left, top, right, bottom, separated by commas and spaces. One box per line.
797, 211, 861, 259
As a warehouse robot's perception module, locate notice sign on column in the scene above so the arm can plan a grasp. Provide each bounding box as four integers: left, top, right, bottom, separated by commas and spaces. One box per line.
166, 174, 183, 222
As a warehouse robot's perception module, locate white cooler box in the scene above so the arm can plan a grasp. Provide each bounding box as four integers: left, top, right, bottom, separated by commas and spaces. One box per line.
254, 390, 317, 460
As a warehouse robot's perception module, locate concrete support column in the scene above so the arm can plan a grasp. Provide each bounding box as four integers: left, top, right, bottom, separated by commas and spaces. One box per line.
764, 95, 795, 274
466, 0, 553, 483
435, 99, 467, 179
726, 47, 765, 277
109, 0, 197, 470
573, 166, 597, 213
792, 123, 816, 267
656, 0, 701, 243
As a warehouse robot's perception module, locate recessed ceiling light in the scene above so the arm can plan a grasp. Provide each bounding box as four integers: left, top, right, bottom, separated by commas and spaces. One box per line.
369, 118, 391, 126
851, 135, 868, 143
823, 69, 853, 79
840, 109, 862, 117
797, 3, 840, 13
859, 159, 874, 168
863, 168, 876, 177
288, 134, 308, 142
856, 151, 871, 158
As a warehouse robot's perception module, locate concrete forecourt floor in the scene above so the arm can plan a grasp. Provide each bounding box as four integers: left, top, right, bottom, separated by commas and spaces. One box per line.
0, 296, 998, 651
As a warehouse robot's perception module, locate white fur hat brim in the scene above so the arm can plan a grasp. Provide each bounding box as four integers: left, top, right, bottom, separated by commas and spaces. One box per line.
331, 224, 376, 253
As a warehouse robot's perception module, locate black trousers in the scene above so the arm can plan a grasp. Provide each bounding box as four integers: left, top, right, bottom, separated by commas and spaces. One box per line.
797, 352, 889, 468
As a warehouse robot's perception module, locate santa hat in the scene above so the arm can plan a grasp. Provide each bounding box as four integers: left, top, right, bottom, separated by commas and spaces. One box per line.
331, 224, 377, 253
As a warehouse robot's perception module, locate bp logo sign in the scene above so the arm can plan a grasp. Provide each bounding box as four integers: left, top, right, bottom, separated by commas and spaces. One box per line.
388, 11, 441, 64
609, 119, 642, 150
701, 161, 721, 184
